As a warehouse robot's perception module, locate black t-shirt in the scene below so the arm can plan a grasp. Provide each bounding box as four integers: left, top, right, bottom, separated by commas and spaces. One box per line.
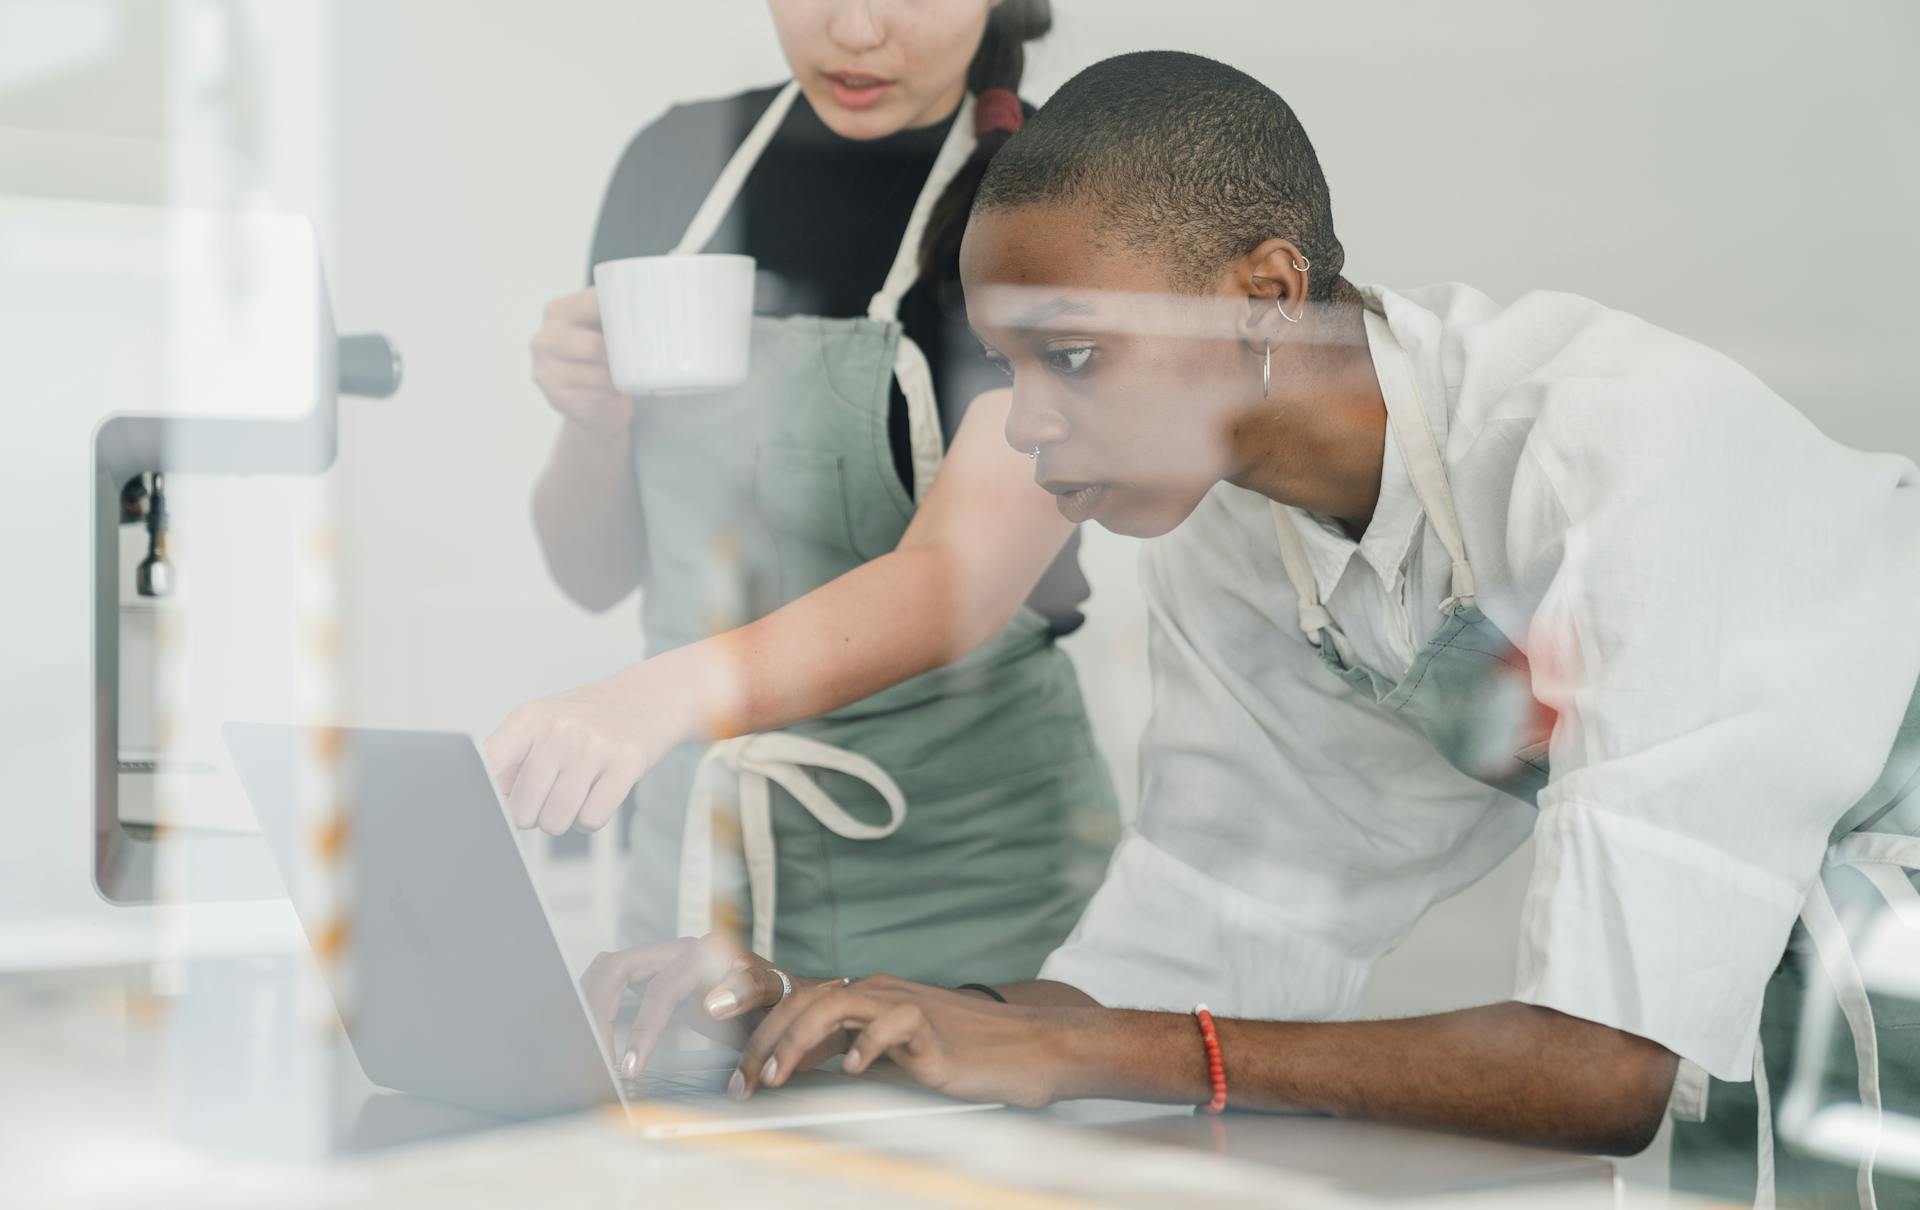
589, 84, 1088, 633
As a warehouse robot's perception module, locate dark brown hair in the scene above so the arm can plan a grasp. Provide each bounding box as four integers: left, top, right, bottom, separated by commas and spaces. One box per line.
917, 0, 1051, 280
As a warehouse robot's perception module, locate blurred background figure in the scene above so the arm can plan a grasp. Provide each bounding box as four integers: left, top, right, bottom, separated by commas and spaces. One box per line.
491, 0, 1121, 988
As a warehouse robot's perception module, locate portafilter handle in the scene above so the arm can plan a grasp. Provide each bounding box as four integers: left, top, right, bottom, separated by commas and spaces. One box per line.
337, 333, 403, 398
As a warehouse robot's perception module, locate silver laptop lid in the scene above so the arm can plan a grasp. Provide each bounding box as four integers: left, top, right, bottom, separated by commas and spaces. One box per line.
222, 723, 620, 1119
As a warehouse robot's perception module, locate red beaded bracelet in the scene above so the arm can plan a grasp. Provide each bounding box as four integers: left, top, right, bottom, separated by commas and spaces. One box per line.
1192, 1003, 1228, 1114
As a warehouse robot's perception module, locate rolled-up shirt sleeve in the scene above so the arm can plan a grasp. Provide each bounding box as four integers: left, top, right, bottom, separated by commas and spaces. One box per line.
1506, 376, 1920, 1079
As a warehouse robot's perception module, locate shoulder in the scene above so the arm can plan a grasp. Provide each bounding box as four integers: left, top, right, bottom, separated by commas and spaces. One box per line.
1378, 284, 1836, 586
605, 83, 786, 185
1377, 281, 1809, 487
592, 84, 787, 265
1377, 282, 1745, 407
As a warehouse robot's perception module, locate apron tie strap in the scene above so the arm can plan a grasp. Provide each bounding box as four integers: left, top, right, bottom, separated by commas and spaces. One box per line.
678, 732, 908, 960
1755, 1039, 1778, 1210
1764, 831, 1919, 1210
1436, 557, 1476, 616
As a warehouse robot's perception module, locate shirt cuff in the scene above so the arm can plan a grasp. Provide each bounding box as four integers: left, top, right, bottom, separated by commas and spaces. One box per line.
1513, 796, 1804, 1080
1040, 829, 1373, 1020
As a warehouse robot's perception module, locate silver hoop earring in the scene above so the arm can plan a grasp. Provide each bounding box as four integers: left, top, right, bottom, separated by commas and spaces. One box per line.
1262, 341, 1271, 399
1284, 252, 1310, 323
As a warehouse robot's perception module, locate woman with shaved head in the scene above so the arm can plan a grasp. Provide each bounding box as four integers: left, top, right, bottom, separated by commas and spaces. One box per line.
568, 51, 1920, 1208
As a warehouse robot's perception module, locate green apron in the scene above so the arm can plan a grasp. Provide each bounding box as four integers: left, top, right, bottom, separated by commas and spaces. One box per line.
618, 82, 1118, 986
1271, 298, 1920, 1209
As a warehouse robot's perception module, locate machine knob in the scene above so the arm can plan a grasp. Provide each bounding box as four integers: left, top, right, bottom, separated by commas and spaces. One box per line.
337, 333, 403, 398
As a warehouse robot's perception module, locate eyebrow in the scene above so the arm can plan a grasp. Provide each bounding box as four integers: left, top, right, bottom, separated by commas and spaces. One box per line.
1010, 296, 1097, 329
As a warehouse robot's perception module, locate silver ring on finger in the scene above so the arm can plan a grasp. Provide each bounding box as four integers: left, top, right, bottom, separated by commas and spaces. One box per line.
770, 966, 794, 1006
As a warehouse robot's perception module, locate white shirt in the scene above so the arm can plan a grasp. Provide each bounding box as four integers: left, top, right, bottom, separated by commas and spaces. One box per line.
1041, 283, 1920, 1080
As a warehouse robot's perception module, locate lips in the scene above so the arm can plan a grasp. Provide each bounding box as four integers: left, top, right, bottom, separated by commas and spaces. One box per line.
1047, 482, 1108, 524
825, 71, 894, 110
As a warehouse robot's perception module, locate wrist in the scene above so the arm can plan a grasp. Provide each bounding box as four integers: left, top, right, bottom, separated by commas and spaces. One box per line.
1045, 1009, 1214, 1106
641, 643, 747, 744
1040, 1008, 1112, 1103
558, 408, 632, 449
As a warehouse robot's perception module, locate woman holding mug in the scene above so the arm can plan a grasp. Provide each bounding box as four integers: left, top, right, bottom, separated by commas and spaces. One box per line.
491, 1, 1118, 991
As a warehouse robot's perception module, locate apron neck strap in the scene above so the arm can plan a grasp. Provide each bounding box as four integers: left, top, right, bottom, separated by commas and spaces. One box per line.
1268, 309, 1477, 647
867, 92, 977, 323
670, 81, 803, 257
1268, 501, 1360, 665
670, 82, 980, 323
1373, 323, 1476, 608
1269, 502, 1332, 635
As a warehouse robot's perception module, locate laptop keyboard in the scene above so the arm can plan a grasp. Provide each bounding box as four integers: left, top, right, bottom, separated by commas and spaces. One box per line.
621, 1067, 734, 1104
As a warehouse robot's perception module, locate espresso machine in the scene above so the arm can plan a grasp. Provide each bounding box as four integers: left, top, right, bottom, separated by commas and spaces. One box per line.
0, 127, 399, 971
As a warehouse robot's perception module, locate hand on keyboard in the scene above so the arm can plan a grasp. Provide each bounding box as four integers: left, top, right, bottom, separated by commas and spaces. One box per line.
580, 933, 826, 1081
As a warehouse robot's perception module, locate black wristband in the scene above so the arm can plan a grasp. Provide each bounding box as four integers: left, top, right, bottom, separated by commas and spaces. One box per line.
955, 982, 1007, 1003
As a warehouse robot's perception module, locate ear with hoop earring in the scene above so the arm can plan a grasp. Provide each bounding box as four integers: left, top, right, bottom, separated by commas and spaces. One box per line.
1262, 253, 1311, 401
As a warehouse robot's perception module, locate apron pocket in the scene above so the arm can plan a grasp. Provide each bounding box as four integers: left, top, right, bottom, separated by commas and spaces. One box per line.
754, 445, 858, 601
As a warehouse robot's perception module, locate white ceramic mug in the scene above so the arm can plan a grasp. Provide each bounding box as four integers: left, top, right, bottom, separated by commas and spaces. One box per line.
593, 253, 755, 395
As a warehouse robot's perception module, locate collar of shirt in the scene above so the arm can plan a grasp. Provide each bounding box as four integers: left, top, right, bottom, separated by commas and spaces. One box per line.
1281, 306, 1429, 600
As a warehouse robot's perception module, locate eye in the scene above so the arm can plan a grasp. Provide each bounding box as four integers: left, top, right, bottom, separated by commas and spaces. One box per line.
1044, 343, 1095, 375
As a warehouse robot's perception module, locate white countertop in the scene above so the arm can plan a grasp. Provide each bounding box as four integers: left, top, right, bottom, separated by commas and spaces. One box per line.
0, 968, 1666, 1210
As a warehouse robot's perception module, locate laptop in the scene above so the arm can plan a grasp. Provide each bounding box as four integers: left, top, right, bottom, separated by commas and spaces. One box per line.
221, 723, 1000, 1137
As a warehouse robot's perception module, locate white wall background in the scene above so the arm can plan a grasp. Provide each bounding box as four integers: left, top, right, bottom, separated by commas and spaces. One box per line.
7, 0, 1918, 1032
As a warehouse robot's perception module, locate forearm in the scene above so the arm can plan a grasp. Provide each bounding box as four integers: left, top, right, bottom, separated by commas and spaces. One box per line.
671, 539, 1028, 740
1053, 1001, 1676, 1155
532, 419, 644, 611
674, 392, 1068, 740
609, 389, 1067, 742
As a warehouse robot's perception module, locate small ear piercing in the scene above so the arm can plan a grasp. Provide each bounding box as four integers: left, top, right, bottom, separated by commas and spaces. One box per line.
1027, 447, 1040, 460
1263, 255, 1312, 396
1280, 253, 1309, 323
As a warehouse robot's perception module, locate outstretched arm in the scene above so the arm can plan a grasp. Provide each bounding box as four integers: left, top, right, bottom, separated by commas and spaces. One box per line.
487, 389, 1077, 832
684, 387, 1073, 736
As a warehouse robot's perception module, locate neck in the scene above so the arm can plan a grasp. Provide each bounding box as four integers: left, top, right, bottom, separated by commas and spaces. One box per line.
1225, 284, 1387, 535
916, 79, 971, 130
